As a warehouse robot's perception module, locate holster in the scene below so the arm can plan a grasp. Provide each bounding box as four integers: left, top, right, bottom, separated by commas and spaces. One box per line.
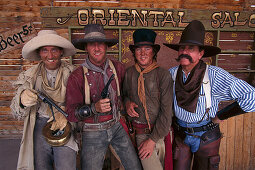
193, 126, 222, 170
173, 123, 222, 170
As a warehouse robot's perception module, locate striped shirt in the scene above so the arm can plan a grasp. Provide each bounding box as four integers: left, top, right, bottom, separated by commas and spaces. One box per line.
169, 65, 255, 123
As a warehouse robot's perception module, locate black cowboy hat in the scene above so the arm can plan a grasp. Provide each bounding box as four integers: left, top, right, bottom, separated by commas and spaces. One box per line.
163, 20, 221, 57
72, 24, 118, 51
129, 29, 160, 53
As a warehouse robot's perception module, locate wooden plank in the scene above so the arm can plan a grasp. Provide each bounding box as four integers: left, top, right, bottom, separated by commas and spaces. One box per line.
219, 120, 227, 170
0, 80, 15, 91
233, 114, 244, 170
0, 121, 24, 126
0, 106, 11, 112
0, 76, 18, 81
0, 70, 21, 76
0, 60, 22, 65
250, 112, 255, 169
42, 7, 255, 30
0, 0, 51, 6
0, 66, 21, 70
0, 101, 11, 107
0, 115, 18, 121
242, 112, 252, 169
226, 117, 235, 170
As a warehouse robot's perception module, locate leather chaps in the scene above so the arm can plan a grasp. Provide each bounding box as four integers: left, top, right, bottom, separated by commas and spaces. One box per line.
173, 126, 222, 170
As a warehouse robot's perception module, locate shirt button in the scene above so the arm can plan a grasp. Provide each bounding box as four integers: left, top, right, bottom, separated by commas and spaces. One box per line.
86, 73, 90, 76
110, 69, 112, 72
93, 72, 95, 74
89, 83, 92, 86
93, 95, 96, 98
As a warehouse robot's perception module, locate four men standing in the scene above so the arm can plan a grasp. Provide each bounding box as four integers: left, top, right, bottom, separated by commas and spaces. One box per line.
10, 21, 255, 170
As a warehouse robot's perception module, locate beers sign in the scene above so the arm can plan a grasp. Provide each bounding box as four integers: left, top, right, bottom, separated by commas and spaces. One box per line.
0, 22, 36, 54
41, 7, 255, 29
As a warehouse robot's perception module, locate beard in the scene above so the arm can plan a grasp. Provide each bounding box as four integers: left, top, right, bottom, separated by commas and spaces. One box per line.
176, 54, 193, 63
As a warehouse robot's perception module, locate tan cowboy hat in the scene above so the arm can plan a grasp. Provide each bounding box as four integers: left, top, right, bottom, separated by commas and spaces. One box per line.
22, 30, 76, 61
163, 20, 221, 57
72, 24, 118, 50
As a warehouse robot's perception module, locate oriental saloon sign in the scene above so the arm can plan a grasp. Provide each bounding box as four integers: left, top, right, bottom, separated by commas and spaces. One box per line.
41, 7, 255, 30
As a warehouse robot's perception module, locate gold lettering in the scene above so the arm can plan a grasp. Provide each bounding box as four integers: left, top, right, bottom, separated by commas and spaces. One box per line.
211, 12, 222, 28
161, 11, 176, 27
249, 14, 255, 27
108, 9, 116, 26
117, 10, 130, 26
234, 12, 247, 26
178, 11, 188, 27
221, 12, 234, 28
78, 9, 89, 26
92, 9, 107, 25
131, 9, 148, 27
148, 11, 164, 27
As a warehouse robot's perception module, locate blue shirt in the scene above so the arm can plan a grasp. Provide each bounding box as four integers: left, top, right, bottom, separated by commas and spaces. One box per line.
169, 65, 255, 123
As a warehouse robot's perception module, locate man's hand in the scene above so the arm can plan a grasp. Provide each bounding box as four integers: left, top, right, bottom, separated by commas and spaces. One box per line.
95, 98, 111, 113
212, 115, 224, 124
48, 111, 67, 131
20, 89, 38, 107
138, 138, 156, 160
125, 100, 139, 117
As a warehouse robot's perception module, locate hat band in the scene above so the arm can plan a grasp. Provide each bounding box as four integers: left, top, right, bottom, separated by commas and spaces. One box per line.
84, 32, 106, 39
182, 40, 204, 46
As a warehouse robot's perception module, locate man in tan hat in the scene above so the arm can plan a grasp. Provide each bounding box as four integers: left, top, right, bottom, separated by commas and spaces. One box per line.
164, 20, 255, 170
65, 24, 142, 170
122, 28, 173, 170
10, 30, 78, 170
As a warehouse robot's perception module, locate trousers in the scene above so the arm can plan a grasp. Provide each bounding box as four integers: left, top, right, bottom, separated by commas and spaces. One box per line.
173, 125, 221, 170
81, 121, 142, 170
136, 134, 165, 170
34, 117, 77, 170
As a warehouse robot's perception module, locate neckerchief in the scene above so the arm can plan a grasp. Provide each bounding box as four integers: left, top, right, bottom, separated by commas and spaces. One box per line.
135, 61, 159, 130
175, 60, 206, 113
40, 62, 66, 116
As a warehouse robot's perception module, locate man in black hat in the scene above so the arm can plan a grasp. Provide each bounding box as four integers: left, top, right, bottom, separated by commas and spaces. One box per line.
123, 28, 173, 170
65, 24, 142, 170
164, 20, 255, 170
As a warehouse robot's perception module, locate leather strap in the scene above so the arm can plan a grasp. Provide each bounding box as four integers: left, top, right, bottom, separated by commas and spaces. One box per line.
173, 121, 218, 134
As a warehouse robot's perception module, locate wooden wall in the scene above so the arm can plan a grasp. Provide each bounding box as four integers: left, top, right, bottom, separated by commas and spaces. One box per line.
0, 0, 255, 170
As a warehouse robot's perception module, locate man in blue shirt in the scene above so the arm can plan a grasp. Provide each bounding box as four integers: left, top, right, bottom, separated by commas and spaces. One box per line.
164, 20, 255, 170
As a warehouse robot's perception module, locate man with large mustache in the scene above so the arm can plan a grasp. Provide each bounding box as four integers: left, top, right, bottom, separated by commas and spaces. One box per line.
164, 20, 255, 170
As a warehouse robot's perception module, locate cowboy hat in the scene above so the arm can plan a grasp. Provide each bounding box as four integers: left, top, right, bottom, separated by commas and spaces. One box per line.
163, 20, 221, 57
129, 29, 160, 53
72, 24, 118, 50
22, 30, 76, 61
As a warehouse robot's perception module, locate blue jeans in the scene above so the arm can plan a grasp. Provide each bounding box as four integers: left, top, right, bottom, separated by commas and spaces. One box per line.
34, 117, 76, 170
81, 121, 142, 170
177, 119, 211, 153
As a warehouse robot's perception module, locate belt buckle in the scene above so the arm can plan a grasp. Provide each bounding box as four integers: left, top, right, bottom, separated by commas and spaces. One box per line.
186, 127, 194, 133
144, 128, 151, 134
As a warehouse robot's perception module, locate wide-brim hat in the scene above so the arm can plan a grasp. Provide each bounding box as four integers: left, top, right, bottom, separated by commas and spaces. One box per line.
129, 29, 160, 54
163, 20, 221, 57
22, 30, 76, 61
72, 24, 118, 50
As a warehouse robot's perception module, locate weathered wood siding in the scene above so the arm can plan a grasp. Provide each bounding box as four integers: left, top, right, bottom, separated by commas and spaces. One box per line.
0, 0, 255, 169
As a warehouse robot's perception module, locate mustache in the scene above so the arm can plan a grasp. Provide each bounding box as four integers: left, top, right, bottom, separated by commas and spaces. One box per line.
175, 54, 193, 63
